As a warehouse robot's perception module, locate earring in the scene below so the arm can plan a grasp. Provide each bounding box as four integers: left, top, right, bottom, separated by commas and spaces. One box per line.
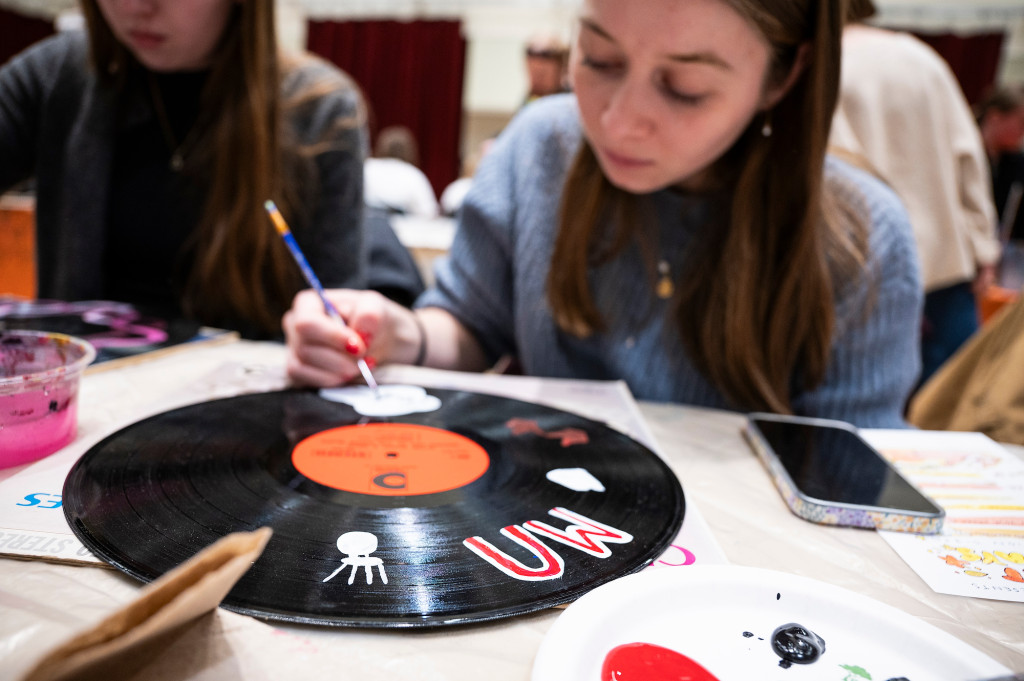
761, 112, 773, 138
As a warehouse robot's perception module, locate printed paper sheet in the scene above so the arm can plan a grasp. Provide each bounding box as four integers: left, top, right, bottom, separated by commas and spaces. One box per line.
863, 429, 1024, 602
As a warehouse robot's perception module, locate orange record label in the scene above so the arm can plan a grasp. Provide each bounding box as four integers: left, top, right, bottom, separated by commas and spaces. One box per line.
292, 423, 490, 496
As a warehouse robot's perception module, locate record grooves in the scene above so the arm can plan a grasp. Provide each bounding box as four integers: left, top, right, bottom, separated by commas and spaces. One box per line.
63, 388, 685, 628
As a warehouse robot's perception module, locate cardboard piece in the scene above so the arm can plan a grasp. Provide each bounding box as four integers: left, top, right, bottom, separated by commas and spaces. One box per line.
18, 528, 272, 681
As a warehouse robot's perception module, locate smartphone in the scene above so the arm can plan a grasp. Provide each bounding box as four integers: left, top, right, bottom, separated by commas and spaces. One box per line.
743, 413, 944, 533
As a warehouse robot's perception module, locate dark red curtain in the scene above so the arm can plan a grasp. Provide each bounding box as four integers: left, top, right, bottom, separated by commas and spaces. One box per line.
0, 7, 54, 66
908, 31, 1005, 105
307, 19, 466, 198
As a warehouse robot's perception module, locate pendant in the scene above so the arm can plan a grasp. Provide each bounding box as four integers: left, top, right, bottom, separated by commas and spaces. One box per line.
170, 152, 184, 172
656, 260, 674, 299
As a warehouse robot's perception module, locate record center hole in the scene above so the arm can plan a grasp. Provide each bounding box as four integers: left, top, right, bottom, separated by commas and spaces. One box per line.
386, 452, 398, 458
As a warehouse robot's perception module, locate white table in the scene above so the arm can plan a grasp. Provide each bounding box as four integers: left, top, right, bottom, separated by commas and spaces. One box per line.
1, 340, 1021, 679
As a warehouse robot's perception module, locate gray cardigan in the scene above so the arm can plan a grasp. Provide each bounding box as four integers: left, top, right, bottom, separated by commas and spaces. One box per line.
0, 31, 367, 307
419, 95, 923, 427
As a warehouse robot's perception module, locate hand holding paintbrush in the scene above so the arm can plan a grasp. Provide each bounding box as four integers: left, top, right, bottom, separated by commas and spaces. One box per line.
264, 200, 380, 392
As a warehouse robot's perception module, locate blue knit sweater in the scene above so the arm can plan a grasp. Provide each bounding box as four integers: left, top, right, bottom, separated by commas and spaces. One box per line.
419, 95, 922, 428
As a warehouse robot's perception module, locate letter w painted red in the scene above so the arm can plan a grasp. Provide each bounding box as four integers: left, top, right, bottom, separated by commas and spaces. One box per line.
523, 507, 633, 558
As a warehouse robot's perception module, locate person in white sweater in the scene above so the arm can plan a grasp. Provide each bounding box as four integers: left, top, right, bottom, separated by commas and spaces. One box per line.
364, 126, 439, 218
830, 0, 1001, 385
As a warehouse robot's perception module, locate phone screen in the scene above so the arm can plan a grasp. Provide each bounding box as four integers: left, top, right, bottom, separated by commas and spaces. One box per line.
751, 417, 942, 514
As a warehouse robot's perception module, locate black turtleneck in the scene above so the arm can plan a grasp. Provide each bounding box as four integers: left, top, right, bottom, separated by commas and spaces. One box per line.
103, 68, 209, 318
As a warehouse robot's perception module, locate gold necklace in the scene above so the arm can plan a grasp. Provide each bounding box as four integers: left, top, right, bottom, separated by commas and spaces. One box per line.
656, 259, 674, 299
147, 72, 200, 172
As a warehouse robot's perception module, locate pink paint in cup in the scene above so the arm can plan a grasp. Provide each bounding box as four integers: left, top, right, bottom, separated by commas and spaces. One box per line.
0, 331, 95, 468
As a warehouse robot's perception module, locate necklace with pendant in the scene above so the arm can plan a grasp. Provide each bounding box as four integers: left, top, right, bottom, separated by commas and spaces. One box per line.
656, 259, 674, 299
147, 72, 200, 172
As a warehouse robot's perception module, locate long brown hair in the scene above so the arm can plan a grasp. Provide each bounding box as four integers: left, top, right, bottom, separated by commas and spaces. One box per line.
80, 1, 344, 334
548, 0, 870, 413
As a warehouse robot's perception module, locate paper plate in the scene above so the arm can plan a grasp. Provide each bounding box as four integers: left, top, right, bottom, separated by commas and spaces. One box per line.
532, 565, 1010, 681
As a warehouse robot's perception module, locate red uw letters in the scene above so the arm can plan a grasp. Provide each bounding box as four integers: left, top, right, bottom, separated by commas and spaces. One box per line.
523, 507, 633, 557
463, 507, 633, 581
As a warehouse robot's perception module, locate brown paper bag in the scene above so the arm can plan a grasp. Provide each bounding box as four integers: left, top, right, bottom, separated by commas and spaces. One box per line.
909, 293, 1024, 444
18, 528, 272, 681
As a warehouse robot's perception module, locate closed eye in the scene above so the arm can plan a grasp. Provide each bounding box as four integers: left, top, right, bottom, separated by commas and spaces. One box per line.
659, 73, 710, 106
581, 55, 624, 75
661, 85, 707, 106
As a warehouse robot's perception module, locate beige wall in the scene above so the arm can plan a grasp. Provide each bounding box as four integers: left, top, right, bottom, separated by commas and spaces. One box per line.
1000, 19, 1024, 83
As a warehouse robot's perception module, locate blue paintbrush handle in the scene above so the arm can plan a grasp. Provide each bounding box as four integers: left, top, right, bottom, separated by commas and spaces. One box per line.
279, 232, 342, 320
265, 200, 379, 390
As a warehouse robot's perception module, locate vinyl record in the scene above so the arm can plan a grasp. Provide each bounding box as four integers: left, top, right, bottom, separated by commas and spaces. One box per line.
63, 388, 685, 628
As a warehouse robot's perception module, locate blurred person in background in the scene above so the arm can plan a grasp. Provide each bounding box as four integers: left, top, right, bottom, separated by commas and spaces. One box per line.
522, 33, 569, 107
830, 0, 1001, 387
364, 125, 439, 219
977, 86, 1024, 289
0, 0, 368, 338
977, 85, 1024, 237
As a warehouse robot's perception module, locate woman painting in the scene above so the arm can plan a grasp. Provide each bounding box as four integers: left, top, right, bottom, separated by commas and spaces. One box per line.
284, 0, 921, 428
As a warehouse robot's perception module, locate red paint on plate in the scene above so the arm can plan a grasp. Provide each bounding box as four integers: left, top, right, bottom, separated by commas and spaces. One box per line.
601, 642, 721, 681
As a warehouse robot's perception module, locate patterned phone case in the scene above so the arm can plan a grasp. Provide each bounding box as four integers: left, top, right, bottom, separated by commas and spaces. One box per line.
743, 414, 944, 534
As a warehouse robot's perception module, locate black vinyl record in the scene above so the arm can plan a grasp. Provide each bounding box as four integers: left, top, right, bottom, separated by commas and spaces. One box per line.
63, 388, 684, 628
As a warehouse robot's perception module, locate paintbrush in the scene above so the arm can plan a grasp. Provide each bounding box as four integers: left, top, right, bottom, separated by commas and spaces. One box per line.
264, 200, 380, 393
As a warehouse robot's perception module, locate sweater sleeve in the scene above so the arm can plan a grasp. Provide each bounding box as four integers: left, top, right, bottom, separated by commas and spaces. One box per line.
0, 34, 76, 191
284, 58, 368, 291
793, 161, 923, 428
948, 82, 1001, 268
415, 104, 534, 364
418, 95, 589, 367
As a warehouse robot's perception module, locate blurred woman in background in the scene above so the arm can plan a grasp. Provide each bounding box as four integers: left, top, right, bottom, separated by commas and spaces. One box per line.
0, 0, 368, 337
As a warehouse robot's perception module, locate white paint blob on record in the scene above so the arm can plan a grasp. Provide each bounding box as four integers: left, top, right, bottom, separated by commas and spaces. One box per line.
319, 384, 442, 417
546, 467, 606, 493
